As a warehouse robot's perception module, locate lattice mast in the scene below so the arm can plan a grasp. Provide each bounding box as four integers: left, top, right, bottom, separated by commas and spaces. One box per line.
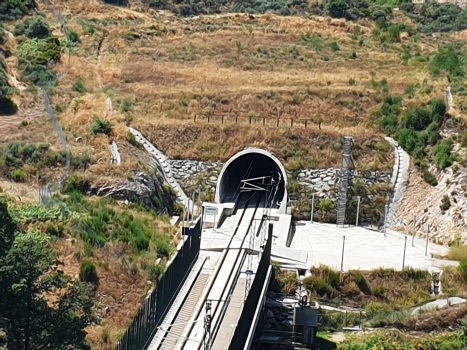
336, 137, 353, 227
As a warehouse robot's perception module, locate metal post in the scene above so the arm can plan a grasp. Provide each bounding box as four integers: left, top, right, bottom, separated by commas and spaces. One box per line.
311, 192, 315, 223
384, 203, 389, 236
425, 223, 430, 256
402, 236, 407, 270
356, 196, 361, 227
191, 191, 196, 222
187, 199, 191, 224
197, 185, 202, 215
412, 214, 416, 247
341, 236, 345, 272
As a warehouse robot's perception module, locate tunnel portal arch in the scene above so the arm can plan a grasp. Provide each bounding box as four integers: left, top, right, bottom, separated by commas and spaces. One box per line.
215, 148, 288, 213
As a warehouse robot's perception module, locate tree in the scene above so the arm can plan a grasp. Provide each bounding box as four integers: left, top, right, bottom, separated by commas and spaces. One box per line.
0, 232, 93, 349
326, 0, 349, 18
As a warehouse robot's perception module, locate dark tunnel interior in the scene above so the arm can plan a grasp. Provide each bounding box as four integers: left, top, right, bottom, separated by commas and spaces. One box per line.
219, 153, 286, 209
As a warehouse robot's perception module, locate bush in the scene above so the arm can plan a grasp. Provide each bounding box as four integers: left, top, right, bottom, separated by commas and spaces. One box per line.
434, 138, 454, 169
372, 286, 386, 298
440, 195, 451, 211
147, 263, 166, 281
26, 17, 51, 39
365, 301, 391, 319
11, 169, 24, 182
326, 0, 349, 18
447, 245, 467, 261
330, 41, 340, 52
303, 276, 332, 296
430, 46, 464, 77
127, 131, 143, 148
68, 29, 80, 43
423, 170, 438, 186
72, 78, 85, 93
353, 272, 366, 289
91, 118, 113, 135
84, 242, 93, 257
387, 24, 401, 43
79, 260, 98, 283
130, 262, 138, 275
342, 282, 360, 296
121, 100, 132, 113
45, 225, 58, 236
62, 174, 89, 194
101, 329, 110, 343
72, 154, 90, 170
458, 257, 467, 282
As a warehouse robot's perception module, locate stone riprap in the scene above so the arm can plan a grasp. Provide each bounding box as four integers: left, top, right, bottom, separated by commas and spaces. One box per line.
296, 168, 391, 195
169, 160, 391, 199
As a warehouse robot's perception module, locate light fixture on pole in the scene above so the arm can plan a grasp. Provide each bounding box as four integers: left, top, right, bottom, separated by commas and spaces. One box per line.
384, 203, 389, 236
356, 196, 361, 227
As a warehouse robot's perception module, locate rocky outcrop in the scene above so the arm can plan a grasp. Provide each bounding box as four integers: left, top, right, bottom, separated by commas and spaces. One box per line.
91, 171, 176, 214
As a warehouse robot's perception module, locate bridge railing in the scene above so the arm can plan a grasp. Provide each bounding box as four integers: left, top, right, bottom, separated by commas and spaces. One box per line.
227, 224, 273, 350
115, 219, 202, 350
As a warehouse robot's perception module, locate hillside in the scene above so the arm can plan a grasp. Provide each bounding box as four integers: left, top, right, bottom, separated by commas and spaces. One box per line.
2, 0, 467, 348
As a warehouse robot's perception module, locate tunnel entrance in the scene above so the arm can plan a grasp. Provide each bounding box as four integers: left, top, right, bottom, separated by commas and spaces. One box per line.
215, 148, 288, 213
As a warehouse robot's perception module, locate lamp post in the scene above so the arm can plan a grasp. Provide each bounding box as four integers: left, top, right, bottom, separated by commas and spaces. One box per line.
384, 203, 389, 236
341, 236, 346, 272
402, 236, 407, 270
356, 196, 361, 227
425, 223, 430, 257
310, 192, 315, 223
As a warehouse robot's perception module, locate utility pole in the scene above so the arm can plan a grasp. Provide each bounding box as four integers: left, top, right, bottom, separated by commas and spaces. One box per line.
311, 192, 315, 223
402, 236, 407, 270
412, 214, 416, 247
356, 196, 361, 227
341, 236, 346, 272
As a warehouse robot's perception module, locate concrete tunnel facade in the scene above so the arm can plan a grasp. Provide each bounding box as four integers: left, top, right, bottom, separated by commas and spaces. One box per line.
215, 148, 288, 213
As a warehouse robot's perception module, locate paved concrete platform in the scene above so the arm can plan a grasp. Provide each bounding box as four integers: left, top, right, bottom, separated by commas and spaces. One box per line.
289, 222, 454, 271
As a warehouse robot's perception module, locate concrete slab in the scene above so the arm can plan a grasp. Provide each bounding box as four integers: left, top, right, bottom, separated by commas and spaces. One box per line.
289, 222, 454, 271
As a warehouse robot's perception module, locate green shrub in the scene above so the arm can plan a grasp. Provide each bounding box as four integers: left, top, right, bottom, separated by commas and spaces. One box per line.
147, 263, 166, 281
91, 118, 113, 135
79, 260, 98, 283
434, 138, 455, 169
101, 329, 110, 343
72, 154, 90, 170
121, 100, 132, 113
11, 169, 24, 182
26, 17, 51, 39
84, 242, 93, 257
130, 262, 138, 275
45, 225, 58, 236
387, 24, 401, 43
330, 41, 340, 52
372, 286, 386, 298
423, 170, 438, 186
72, 78, 86, 93
458, 257, 467, 282
440, 195, 451, 211
352, 272, 366, 289
62, 174, 89, 194
68, 29, 80, 43
303, 276, 332, 296
430, 45, 464, 77
365, 301, 391, 319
